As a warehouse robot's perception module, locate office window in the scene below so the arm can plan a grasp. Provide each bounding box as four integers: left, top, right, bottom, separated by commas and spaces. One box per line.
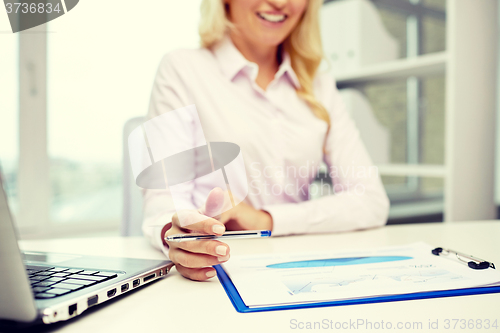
376, 1, 446, 58
46, 0, 202, 226
377, 8, 407, 59
360, 76, 446, 163
360, 79, 408, 165
422, 0, 446, 11
355, 0, 446, 222
0, 29, 19, 216
420, 75, 445, 165
422, 15, 446, 54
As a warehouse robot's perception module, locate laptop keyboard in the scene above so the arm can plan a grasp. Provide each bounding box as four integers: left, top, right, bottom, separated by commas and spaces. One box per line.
26, 265, 118, 299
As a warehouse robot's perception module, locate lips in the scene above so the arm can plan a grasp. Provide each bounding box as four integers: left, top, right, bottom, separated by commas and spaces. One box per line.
257, 12, 287, 23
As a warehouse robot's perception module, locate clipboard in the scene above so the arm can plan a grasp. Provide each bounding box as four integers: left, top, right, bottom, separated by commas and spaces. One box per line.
214, 264, 500, 313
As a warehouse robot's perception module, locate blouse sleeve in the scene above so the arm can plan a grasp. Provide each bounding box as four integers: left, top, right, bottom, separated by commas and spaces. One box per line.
263, 74, 390, 236
141, 53, 198, 259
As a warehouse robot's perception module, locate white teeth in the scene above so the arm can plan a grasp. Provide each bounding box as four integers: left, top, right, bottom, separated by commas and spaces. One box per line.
258, 13, 286, 23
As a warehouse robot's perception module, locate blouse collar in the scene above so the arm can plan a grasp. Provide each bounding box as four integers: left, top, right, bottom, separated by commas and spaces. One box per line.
211, 34, 301, 89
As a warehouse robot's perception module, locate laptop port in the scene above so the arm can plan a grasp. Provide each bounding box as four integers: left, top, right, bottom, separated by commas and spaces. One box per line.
68, 304, 77, 316
121, 283, 129, 293
107, 288, 117, 298
87, 295, 98, 307
143, 273, 156, 282
132, 279, 140, 288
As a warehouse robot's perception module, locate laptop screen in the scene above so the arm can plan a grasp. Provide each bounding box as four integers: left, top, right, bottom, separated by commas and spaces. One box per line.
0, 162, 39, 322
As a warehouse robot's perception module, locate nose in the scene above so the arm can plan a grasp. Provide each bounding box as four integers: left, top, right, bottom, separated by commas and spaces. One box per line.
266, 0, 287, 9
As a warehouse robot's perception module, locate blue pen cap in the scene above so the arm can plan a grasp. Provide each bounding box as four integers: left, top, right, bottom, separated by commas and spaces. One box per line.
261, 230, 272, 237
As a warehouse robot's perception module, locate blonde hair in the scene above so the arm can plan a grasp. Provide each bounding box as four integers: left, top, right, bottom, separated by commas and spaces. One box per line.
199, 0, 330, 128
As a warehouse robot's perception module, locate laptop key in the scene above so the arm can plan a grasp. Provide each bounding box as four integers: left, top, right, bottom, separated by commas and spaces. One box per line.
94, 272, 118, 278
35, 293, 57, 299
80, 270, 100, 275
45, 288, 71, 296
64, 279, 96, 286
34, 281, 58, 288
50, 272, 72, 278
36, 271, 56, 276
30, 275, 49, 281
44, 277, 66, 283
71, 274, 109, 282
49, 267, 69, 272
26, 265, 54, 271
32, 287, 50, 293
53, 283, 84, 291
64, 269, 84, 274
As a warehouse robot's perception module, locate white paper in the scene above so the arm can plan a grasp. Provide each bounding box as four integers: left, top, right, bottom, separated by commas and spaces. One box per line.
221, 243, 500, 308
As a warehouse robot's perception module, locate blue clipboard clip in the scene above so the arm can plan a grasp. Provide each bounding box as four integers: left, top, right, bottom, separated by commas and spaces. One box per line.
432, 247, 495, 270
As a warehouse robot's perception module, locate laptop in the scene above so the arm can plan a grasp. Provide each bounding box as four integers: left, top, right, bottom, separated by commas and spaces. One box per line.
0, 174, 173, 326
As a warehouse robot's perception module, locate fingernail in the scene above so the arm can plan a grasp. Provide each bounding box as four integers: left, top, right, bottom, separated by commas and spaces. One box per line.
206, 270, 216, 278
218, 255, 230, 262
216, 245, 227, 256
212, 224, 225, 234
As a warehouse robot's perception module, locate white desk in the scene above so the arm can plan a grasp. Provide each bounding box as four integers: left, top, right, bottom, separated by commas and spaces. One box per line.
20, 221, 500, 333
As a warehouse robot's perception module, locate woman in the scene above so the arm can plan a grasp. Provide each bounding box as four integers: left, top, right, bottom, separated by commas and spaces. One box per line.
142, 0, 389, 281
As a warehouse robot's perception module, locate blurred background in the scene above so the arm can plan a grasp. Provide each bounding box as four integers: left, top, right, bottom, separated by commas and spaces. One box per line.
0, 0, 498, 239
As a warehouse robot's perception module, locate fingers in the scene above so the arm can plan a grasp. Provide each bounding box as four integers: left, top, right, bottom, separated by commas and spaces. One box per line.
169, 248, 229, 268
175, 212, 226, 235
219, 210, 232, 225
175, 240, 229, 257
168, 209, 231, 282
199, 187, 225, 217
172, 187, 231, 230
174, 265, 217, 281
173, 210, 225, 234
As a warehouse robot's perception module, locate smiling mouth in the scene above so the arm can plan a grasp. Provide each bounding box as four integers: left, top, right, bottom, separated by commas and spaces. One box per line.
257, 12, 287, 23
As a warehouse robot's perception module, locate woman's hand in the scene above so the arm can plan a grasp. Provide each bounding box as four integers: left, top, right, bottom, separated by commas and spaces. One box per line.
165, 188, 230, 281
220, 201, 273, 232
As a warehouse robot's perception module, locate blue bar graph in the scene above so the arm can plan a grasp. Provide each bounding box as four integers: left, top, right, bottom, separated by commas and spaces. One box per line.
266, 256, 412, 269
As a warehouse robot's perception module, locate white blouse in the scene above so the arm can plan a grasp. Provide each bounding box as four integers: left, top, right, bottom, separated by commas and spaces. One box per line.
142, 36, 389, 258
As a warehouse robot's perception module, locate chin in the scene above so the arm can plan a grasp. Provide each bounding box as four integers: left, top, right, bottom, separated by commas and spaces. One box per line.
254, 33, 288, 48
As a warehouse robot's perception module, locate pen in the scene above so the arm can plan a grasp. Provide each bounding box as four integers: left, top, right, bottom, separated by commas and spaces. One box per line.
165, 230, 271, 243
432, 247, 495, 270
